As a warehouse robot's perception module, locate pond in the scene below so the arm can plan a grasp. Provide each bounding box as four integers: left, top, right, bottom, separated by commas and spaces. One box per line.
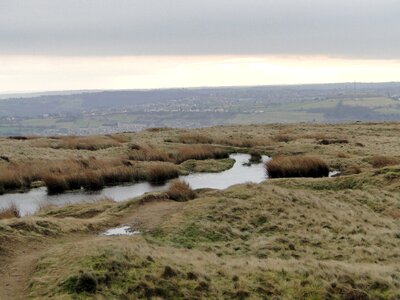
0, 154, 270, 216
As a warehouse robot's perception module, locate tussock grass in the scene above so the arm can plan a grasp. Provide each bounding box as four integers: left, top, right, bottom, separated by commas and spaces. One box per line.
0, 170, 25, 191
128, 144, 171, 162
343, 164, 362, 175
79, 171, 105, 191
147, 163, 179, 183
266, 156, 329, 178
370, 155, 400, 168
0, 203, 20, 219
167, 180, 196, 202
43, 175, 69, 195
249, 148, 262, 163
174, 145, 228, 163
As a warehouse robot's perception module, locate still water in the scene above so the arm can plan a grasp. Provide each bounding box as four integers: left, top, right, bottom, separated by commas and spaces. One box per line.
0, 154, 269, 216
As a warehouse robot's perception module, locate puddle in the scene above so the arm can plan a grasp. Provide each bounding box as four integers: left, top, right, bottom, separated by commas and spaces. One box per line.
101, 226, 140, 236
329, 170, 341, 177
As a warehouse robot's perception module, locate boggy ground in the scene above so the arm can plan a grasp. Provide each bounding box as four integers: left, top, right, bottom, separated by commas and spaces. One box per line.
0, 122, 400, 299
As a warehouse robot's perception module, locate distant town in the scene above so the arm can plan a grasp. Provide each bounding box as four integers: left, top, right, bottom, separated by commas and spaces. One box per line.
1, 82, 400, 136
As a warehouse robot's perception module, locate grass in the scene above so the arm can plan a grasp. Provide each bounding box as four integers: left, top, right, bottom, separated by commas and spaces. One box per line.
369, 155, 400, 168
49, 135, 122, 150
128, 143, 171, 162
249, 148, 262, 163
2, 122, 400, 298
167, 180, 196, 202
179, 158, 235, 173
0, 134, 232, 194
176, 132, 269, 147
0, 203, 20, 220
16, 167, 400, 299
43, 175, 69, 195
266, 156, 329, 178
147, 163, 180, 183
174, 145, 229, 163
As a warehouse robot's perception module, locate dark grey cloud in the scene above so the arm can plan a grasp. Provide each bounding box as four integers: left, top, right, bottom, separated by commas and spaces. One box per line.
0, 0, 399, 58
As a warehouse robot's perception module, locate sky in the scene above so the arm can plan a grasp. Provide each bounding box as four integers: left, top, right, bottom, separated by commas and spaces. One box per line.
0, 0, 399, 93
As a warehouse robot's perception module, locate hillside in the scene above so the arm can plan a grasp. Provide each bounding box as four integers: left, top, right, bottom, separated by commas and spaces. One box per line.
0, 122, 399, 299
1, 82, 400, 136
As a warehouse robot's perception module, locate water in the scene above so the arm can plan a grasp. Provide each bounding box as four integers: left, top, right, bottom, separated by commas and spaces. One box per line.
101, 226, 140, 236
0, 154, 270, 216
329, 170, 341, 177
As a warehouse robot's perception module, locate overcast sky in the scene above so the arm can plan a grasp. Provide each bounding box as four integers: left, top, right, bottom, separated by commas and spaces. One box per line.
0, 0, 399, 92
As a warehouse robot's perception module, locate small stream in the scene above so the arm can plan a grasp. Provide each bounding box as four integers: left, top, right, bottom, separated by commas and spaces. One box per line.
0, 154, 270, 216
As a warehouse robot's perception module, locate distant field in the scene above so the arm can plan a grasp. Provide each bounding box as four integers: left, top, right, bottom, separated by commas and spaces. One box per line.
1, 83, 400, 135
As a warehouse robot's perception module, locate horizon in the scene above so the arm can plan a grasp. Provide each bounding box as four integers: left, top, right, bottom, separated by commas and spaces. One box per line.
2, 80, 400, 97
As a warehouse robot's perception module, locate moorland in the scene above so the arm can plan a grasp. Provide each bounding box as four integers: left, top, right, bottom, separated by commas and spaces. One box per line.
0, 122, 400, 299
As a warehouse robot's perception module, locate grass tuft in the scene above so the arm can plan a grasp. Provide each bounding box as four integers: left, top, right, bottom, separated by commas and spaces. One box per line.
147, 163, 179, 183
0, 203, 20, 219
174, 145, 228, 164
369, 155, 400, 168
43, 175, 69, 195
167, 180, 196, 202
266, 156, 329, 178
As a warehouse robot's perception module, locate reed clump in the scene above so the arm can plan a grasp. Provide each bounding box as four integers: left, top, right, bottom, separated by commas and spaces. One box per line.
128, 144, 171, 162
249, 149, 262, 163
43, 175, 69, 195
266, 156, 329, 178
147, 163, 179, 183
174, 145, 228, 164
167, 180, 196, 202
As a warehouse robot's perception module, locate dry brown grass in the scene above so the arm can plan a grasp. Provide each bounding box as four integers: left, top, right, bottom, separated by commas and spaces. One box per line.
106, 134, 130, 143
43, 175, 69, 195
147, 163, 179, 183
50, 136, 122, 150
177, 132, 269, 147
0, 203, 20, 219
266, 155, 329, 178
128, 144, 171, 162
336, 152, 350, 158
343, 164, 362, 175
369, 155, 400, 168
272, 133, 293, 143
0, 169, 25, 191
177, 133, 213, 144
174, 145, 228, 163
0, 156, 147, 194
167, 180, 196, 202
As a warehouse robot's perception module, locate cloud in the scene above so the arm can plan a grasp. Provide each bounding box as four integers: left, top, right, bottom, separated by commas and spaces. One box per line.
0, 0, 399, 58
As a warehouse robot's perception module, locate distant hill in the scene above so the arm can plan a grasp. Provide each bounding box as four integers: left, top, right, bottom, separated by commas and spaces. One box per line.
0, 82, 400, 135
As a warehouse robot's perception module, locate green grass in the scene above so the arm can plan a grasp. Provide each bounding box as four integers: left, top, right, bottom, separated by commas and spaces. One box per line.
179, 158, 235, 173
